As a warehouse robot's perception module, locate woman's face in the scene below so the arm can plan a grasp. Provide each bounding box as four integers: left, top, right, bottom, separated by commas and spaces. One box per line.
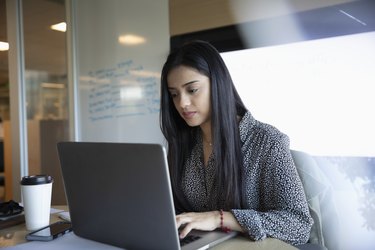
167, 65, 211, 128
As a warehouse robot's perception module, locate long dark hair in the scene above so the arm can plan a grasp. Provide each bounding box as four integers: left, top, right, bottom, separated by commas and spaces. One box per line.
160, 40, 247, 212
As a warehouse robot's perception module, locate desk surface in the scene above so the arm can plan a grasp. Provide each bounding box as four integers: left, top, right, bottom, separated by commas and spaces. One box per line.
0, 206, 297, 250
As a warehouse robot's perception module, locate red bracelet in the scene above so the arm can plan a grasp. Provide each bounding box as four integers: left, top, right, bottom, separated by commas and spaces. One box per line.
219, 209, 231, 233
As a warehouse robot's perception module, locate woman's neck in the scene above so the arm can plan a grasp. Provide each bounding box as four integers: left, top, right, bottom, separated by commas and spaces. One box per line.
200, 122, 212, 146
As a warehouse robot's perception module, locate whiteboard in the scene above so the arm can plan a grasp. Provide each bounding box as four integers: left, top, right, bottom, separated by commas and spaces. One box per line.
72, 0, 169, 144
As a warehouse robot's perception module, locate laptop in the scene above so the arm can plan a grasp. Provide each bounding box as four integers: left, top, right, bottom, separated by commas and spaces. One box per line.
57, 142, 236, 250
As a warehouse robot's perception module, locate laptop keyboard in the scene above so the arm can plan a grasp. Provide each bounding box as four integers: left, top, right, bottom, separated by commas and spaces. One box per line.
180, 235, 202, 246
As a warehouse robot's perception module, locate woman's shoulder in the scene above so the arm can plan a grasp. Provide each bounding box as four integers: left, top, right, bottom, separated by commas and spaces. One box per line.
239, 111, 289, 145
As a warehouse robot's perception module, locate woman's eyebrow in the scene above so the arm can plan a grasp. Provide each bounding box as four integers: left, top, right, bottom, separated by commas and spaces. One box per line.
168, 80, 199, 90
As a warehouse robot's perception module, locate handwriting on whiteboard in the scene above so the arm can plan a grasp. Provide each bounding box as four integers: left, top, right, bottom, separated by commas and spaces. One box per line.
84, 59, 160, 122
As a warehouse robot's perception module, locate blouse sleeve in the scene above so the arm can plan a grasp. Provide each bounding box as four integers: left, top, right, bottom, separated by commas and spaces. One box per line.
231, 133, 313, 245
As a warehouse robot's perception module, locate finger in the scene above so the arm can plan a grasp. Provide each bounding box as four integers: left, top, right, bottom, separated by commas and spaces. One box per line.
179, 223, 194, 239
176, 217, 184, 229
176, 213, 193, 228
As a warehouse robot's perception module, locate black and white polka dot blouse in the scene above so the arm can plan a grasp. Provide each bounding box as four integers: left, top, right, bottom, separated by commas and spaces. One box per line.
181, 111, 313, 245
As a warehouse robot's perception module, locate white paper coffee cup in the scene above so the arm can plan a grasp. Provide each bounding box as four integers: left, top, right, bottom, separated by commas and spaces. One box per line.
20, 175, 53, 231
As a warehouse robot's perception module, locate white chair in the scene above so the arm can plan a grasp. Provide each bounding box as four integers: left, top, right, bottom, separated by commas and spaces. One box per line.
291, 150, 341, 250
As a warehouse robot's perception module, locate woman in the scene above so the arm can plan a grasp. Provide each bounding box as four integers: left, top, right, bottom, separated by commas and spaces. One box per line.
160, 40, 313, 245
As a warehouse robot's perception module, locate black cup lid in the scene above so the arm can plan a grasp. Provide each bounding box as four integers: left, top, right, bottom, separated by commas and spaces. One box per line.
20, 175, 53, 185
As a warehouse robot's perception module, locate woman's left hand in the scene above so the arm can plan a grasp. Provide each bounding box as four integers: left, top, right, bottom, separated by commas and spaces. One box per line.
176, 211, 220, 239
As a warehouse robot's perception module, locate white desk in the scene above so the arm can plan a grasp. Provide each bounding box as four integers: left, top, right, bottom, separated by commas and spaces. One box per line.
0, 206, 297, 250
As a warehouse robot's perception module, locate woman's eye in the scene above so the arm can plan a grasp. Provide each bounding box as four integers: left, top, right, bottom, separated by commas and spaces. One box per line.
170, 92, 178, 98
189, 88, 198, 94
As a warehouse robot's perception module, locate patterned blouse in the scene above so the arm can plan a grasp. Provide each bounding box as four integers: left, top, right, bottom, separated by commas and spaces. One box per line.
181, 111, 313, 245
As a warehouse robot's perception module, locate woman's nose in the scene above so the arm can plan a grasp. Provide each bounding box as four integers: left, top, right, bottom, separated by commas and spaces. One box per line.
178, 93, 190, 109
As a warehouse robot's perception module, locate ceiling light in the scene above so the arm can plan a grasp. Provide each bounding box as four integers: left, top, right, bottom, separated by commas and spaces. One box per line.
41, 82, 65, 89
129, 70, 160, 78
51, 22, 67, 32
0, 41, 9, 51
118, 34, 146, 45
120, 86, 143, 100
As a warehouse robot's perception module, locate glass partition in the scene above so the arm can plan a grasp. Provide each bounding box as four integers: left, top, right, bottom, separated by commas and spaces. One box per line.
22, 0, 69, 205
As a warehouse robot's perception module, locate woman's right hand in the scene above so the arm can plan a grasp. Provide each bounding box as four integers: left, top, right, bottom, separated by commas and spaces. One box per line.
176, 211, 220, 238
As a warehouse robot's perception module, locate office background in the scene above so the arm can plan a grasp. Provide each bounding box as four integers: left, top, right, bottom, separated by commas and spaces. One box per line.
0, 0, 374, 249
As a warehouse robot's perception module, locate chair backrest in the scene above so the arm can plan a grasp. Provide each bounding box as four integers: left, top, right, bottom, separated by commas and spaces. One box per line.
291, 150, 341, 250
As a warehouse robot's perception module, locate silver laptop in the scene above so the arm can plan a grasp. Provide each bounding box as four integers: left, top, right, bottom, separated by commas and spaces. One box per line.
57, 142, 236, 250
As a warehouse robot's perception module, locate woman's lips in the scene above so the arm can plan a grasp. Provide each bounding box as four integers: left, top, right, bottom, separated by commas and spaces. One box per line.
182, 111, 196, 119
